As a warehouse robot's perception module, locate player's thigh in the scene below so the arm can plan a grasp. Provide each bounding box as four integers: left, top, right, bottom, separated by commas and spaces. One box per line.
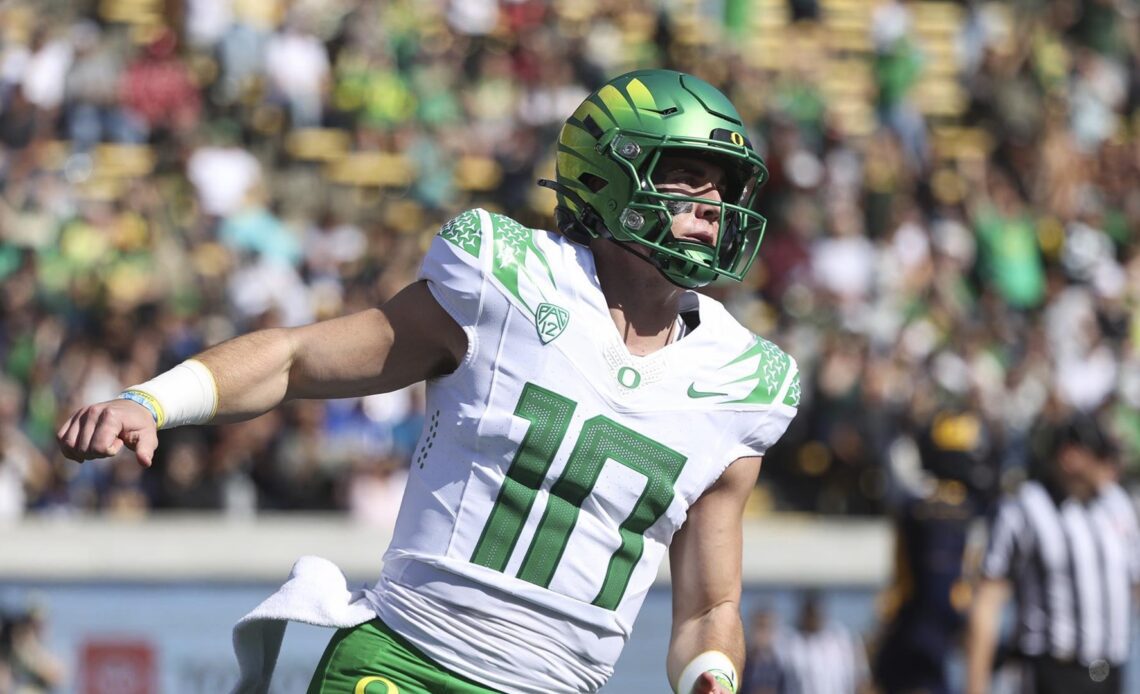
307, 619, 500, 694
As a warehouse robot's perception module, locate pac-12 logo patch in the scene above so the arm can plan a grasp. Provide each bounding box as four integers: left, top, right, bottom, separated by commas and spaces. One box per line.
535, 303, 569, 344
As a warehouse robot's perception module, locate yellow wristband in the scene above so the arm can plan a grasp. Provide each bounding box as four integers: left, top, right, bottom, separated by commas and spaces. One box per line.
119, 389, 166, 428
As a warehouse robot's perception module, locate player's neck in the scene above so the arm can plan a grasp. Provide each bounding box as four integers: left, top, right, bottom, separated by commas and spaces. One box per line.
591, 240, 681, 356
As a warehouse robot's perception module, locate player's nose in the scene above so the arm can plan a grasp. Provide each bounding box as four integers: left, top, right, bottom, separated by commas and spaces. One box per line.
695, 192, 720, 224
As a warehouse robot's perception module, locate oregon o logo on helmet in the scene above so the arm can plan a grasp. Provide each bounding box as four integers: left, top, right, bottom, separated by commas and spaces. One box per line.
730, 131, 745, 146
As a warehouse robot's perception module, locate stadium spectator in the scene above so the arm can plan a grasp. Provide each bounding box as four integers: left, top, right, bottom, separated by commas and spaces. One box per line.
264, 13, 329, 128
185, 121, 262, 220
874, 390, 999, 694
870, 0, 928, 171
780, 591, 871, 694
118, 27, 201, 143
20, 25, 71, 137
62, 21, 143, 152
0, 376, 50, 521
742, 605, 788, 694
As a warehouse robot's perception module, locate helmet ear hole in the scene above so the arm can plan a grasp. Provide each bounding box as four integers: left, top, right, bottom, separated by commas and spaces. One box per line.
582, 115, 604, 139
578, 173, 608, 193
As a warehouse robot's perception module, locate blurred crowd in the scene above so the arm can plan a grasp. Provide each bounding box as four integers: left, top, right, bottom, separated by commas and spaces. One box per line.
741, 594, 874, 694
1, 0, 1139, 521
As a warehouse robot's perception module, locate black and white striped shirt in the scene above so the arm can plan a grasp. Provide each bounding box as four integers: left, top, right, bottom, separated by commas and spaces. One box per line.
982, 480, 1140, 666
779, 624, 869, 694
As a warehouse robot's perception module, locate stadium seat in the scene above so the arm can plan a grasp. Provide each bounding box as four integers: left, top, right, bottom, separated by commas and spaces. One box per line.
99, 0, 163, 26
931, 126, 992, 163
324, 152, 416, 188
93, 144, 156, 179
382, 200, 426, 236
453, 156, 503, 192
285, 128, 352, 163
73, 176, 126, 202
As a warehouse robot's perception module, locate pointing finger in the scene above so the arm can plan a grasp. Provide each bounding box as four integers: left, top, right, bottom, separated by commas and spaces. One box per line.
127, 428, 159, 468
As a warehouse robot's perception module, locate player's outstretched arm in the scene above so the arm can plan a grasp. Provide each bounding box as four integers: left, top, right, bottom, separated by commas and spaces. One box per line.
58, 280, 466, 466
667, 456, 763, 694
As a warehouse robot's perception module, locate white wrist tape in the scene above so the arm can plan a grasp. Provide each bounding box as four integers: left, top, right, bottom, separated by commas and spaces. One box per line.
677, 651, 738, 694
119, 359, 218, 430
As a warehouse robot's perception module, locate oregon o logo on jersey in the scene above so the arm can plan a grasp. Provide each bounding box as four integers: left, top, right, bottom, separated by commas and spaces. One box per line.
355, 676, 398, 694
535, 303, 569, 344
617, 367, 641, 389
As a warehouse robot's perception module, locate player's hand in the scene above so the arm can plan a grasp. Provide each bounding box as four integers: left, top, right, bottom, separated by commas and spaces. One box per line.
689, 672, 735, 694
57, 399, 159, 467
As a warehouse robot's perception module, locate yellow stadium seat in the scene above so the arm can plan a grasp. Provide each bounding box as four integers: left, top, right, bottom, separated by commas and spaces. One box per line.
100, 0, 163, 26
74, 176, 126, 202
93, 144, 156, 179
285, 128, 351, 163
914, 81, 967, 118
454, 156, 502, 192
325, 152, 415, 188
931, 126, 993, 162
382, 200, 425, 235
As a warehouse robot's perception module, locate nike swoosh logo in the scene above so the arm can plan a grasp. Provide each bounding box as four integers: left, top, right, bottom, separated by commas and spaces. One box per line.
687, 383, 727, 398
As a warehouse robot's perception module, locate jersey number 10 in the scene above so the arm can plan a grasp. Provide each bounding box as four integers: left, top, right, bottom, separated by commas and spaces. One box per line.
470, 382, 686, 609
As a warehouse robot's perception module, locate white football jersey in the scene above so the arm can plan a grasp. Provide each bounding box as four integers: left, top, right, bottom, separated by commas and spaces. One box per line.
368, 209, 799, 693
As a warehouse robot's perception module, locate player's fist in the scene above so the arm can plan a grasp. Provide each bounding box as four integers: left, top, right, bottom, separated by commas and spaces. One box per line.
57, 399, 159, 467
690, 671, 735, 694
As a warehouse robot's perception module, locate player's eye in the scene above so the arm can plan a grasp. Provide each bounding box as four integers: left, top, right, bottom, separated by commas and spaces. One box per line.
655, 169, 699, 186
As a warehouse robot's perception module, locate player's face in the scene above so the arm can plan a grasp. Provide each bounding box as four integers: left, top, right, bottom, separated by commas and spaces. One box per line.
651, 154, 729, 247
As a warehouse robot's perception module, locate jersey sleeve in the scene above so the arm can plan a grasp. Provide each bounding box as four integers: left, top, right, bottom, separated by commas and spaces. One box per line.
727, 356, 800, 461
417, 209, 489, 328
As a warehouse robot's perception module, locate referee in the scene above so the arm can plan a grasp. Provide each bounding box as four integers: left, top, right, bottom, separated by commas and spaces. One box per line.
965, 414, 1140, 694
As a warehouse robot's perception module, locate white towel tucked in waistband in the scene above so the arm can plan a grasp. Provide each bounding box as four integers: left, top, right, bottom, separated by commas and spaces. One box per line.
229, 555, 377, 694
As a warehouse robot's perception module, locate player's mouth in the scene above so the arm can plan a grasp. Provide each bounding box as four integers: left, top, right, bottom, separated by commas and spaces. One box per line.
677, 226, 717, 247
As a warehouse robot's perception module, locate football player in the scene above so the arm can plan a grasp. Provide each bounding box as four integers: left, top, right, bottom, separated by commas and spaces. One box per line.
58, 69, 799, 694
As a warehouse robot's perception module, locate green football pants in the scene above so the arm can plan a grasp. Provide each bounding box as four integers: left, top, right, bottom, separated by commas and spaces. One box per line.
307, 618, 504, 694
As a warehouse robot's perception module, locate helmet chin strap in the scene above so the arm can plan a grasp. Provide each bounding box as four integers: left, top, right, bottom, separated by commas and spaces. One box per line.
607, 235, 711, 290
539, 178, 608, 244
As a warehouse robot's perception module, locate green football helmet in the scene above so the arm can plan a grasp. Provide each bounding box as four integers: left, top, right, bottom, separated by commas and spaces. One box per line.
541, 69, 769, 289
